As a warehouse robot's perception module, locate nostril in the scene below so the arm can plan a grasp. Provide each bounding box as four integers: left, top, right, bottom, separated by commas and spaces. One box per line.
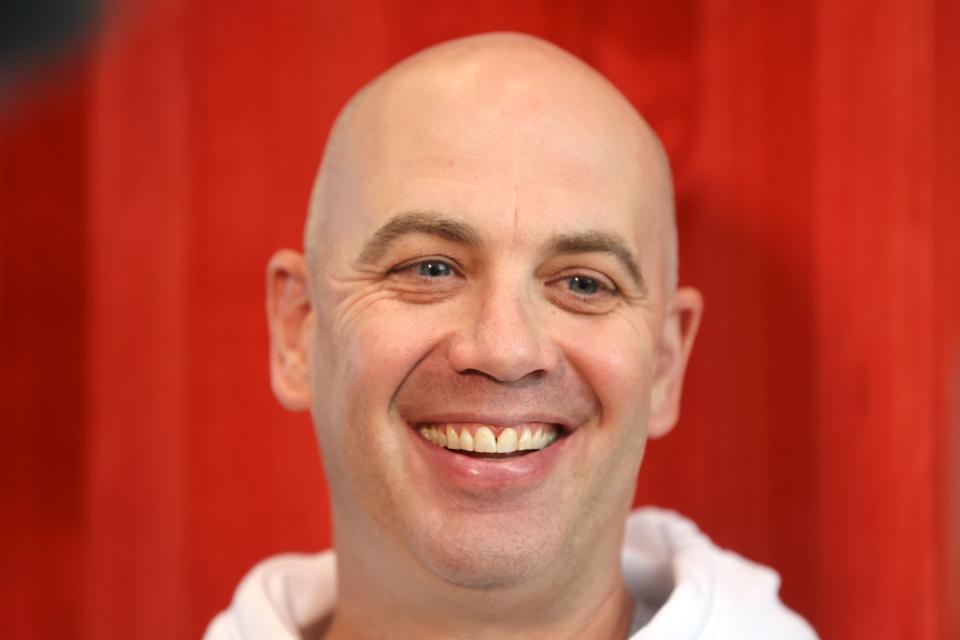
459, 368, 494, 379
459, 367, 549, 386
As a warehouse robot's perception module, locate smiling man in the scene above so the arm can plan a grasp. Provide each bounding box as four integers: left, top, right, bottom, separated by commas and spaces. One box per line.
206, 33, 816, 639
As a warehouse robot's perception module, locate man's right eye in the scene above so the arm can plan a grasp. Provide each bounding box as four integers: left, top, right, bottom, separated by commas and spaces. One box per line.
389, 258, 459, 280
414, 261, 453, 278
387, 258, 463, 301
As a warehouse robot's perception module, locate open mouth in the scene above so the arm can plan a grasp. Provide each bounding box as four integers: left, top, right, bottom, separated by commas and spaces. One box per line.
416, 423, 561, 459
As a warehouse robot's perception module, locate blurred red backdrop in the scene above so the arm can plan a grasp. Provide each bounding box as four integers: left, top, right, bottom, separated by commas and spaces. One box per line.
2, 0, 958, 638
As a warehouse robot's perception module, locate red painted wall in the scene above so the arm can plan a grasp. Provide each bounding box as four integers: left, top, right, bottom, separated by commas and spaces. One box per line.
2, 1, 957, 637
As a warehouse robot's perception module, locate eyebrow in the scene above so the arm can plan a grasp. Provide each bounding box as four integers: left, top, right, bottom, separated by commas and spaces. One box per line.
356, 211, 483, 264
356, 210, 645, 292
545, 230, 645, 292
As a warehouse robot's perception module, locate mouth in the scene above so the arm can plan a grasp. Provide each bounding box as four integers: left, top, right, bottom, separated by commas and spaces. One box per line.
416, 423, 561, 459
405, 417, 575, 492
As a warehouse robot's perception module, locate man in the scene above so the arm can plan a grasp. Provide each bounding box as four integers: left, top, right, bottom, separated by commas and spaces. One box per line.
207, 33, 816, 639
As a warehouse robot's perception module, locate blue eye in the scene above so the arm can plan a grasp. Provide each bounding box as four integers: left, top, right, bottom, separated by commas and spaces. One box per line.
567, 275, 601, 295
416, 261, 453, 277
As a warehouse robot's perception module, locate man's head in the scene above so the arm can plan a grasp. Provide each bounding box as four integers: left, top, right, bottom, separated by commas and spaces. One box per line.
266, 32, 701, 623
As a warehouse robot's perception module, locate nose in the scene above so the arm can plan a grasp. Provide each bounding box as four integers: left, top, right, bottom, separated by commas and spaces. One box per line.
446, 281, 560, 383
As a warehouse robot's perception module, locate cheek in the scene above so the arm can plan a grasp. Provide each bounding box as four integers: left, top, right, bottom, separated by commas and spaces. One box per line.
317, 299, 446, 433
557, 313, 657, 432
311, 299, 448, 517
552, 314, 657, 530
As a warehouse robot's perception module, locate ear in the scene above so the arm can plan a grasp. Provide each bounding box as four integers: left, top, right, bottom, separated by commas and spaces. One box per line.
266, 249, 313, 411
648, 287, 703, 438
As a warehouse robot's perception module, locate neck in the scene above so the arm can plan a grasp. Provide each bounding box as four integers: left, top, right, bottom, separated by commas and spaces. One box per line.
326, 582, 633, 640
324, 534, 635, 640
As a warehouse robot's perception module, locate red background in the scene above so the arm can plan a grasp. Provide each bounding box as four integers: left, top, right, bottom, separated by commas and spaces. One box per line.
2, 1, 958, 638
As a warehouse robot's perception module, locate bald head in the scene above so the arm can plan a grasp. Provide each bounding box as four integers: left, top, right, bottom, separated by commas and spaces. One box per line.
266, 35, 704, 627
305, 32, 678, 295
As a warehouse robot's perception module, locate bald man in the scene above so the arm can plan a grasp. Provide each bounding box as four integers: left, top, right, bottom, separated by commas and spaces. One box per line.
206, 33, 817, 639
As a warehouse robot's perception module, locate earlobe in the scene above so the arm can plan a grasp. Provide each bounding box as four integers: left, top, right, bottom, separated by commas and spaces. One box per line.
648, 287, 703, 439
266, 249, 314, 411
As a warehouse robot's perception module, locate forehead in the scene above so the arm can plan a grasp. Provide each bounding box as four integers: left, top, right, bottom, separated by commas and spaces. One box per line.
317, 57, 670, 266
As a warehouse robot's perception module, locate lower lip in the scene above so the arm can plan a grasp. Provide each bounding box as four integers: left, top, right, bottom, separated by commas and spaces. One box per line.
408, 423, 574, 493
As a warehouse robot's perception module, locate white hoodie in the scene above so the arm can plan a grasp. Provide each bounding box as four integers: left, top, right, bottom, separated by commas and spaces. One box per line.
206, 508, 817, 639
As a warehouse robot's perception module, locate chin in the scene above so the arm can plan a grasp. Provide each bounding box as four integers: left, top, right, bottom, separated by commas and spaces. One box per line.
409, 504, 567, 590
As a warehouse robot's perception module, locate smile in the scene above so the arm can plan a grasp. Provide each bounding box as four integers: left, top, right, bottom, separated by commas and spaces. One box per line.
417, 423, 559, 455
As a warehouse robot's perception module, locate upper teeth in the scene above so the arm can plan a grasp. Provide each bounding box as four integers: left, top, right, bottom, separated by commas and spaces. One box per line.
418, 424, 558, 453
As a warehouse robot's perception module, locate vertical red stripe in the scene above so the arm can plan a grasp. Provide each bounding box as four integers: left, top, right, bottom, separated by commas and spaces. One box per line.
84, 0, 192, 635
934, 0, 960, 637
812, 1, 941, 637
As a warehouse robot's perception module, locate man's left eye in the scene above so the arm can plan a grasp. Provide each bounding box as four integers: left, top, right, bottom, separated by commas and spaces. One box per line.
545, 270, 619, 313
567, 275, 601, 295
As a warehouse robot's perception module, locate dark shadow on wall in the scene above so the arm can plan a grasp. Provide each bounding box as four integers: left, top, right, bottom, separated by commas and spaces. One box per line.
0, 0, 102, 107
0, 64, 89, 638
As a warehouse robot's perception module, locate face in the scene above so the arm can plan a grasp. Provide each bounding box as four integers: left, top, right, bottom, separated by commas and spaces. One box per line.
268, 56, 701, 595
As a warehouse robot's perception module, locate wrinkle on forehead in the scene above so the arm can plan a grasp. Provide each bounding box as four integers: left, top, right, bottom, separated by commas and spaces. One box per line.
306, 32, 678, 293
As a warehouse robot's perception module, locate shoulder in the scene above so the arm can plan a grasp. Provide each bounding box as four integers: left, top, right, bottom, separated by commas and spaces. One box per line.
623, 508, 818, 640
204, 551, 336, 640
